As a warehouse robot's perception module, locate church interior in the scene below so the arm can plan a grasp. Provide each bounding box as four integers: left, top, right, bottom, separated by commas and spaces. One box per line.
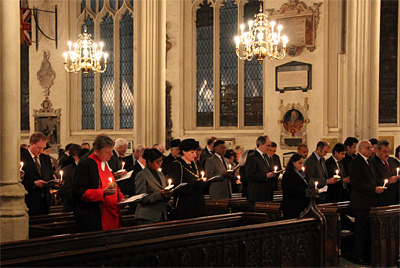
0, 0, 399, 266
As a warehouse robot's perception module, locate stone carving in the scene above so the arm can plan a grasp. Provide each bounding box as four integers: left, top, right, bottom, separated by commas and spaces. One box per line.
37, 50, 56, 97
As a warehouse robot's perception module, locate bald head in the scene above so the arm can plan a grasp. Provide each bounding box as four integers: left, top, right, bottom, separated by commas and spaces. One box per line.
357, 140, 373, 158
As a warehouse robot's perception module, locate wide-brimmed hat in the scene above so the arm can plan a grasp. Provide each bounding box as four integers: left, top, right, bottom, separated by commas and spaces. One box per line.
179, 139, 199, 151
170, 139, 181, 148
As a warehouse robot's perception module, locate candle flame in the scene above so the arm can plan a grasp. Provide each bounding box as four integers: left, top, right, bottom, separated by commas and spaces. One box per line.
315, 181, 318, 189
335, 169, 339, 175
201, 171, 205, 178
168, 179, 172, 186
274, 166, 278, 172
301, 167, 305, 172
109, 177, 112, 183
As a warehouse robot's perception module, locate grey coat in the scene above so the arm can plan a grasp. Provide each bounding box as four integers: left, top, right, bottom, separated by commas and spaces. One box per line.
205, 154, 232, 199
135, 167, 167, 222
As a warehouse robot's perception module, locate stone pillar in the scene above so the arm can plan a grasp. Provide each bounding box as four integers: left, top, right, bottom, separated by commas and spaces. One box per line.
135, 0, 166, 147
0, 0, 29, 242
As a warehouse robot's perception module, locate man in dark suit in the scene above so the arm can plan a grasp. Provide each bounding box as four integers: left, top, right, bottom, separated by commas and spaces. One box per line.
297, 143, 309, 159
325, 143, 350, 202
266, 142, 282, 191
161, 139, 180, 175
370, 140, 399, 206
200, 136, 216, 168
205, 140, 233, 199
57, 143, 72, 169
342, 137, 358, 176
350, 140, 385, 265
108, 138, 128, 172
21, 132, 57, 215
304, 141, 338, 204
123, 144, 145, 171
245, 135, 278, 210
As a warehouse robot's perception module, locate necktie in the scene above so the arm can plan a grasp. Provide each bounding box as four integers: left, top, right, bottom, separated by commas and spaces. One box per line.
263, 154, 269, 166
34, 156, 42, 177
384, 161, 391, 172
221, 157, 228, 170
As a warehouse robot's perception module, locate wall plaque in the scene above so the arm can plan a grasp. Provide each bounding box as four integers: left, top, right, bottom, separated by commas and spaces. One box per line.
276, 61, 312, 92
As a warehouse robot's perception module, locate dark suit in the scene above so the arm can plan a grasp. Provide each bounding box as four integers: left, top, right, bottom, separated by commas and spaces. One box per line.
135, 167, 168, 223
123, 162, 144, 214
342, 153, 356, 177
245, 150, 277, 203
21, 150, 54, 215
350, 154, 378, 262
108, 150, 122, 173
122, 154, 136, 172
200, 147, 213, 167
326, 156, 349, 202
304, 152, 328, 203
205, 154, 232, 199
266, 154, 282, 191
58, 162, 78, 212
370, 155, 398, 206
281, 167, 309, 219
79, 149, 94, 163
57, 153, 70, 169
161, 153, 177, 176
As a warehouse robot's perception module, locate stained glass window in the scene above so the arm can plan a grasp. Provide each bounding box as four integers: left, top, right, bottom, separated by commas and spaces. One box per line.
110, 0, 116, 10
220, 0, 238, 126
90, 0, 96, 13
120, 10, 134, 129
81, 16, 95, 130
379, 0, 398, 124
81, 0, 86, 14
196, 0, 214, 127
118, 0, 124, 9
99, 0, 104, 11
100, 13, 115, 129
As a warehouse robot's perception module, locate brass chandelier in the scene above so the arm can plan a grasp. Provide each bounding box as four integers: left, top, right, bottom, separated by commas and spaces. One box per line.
235, 1, 288, 63
63, 25, 108, 75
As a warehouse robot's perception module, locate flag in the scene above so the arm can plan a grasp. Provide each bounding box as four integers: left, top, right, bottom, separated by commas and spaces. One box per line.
20, 8, 32, 46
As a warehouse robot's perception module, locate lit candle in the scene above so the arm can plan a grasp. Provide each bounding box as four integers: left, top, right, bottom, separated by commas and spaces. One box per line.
301, 166, 305, 172
168, 179, 172, 187
228, 164, 232, 171
274, 166, 278, 172
270, 21, 276, 32
157, 168, 162, 172
235, 36, 240, 48
201, 171, 205, 179
59, 171, 63, 182
109, 177, 112, 183
20, 162, 24, 171
315, 181, 318, 189
121, 162, 125, 170
397, 167, 399, 176
335, 169, 339, 176
383, 179, 388, 188
283, 36, 288, 48
63, 52, 68, 61
237, 175, 241, 181
240, 24, 245, 34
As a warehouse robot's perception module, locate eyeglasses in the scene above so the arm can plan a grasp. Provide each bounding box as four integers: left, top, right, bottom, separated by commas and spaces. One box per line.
154, 160, 163, 164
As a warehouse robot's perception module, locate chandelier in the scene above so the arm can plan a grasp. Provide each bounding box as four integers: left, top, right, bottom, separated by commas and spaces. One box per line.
63, 25, 108, 75
235, 2, 288, 63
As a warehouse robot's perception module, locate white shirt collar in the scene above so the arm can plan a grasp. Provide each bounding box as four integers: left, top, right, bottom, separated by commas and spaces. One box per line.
138, 161, 146, 170
256, 148, 264, 157
313, 151, 321, 161
359, 153, 369, 164
28, 148, 37, 160
101, 161, 112, 172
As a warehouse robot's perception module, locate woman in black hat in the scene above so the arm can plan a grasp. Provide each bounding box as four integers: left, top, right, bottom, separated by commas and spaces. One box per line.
168, 139, 207, 219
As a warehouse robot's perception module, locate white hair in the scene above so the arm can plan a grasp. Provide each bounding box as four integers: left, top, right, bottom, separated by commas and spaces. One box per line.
356, 139, 370, 153
135, 144, 145, 152
114, 138, 128, 148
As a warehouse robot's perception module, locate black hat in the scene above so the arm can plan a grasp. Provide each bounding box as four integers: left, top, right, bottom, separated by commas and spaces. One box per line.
44, 143, 51, 150
179, 139, 199, 152
170, 139, 181, 148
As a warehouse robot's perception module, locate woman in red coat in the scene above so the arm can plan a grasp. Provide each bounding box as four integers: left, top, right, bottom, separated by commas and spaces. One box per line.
74, 134, 125, 232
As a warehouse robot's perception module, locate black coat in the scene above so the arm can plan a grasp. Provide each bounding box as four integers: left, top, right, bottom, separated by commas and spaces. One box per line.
168, 158, 207, 220
349, 155, 378, 209
108, 150, 122, 173
73, 158, 102, 232
122, 154, 136, 172
21, 150, 54, 215
161, 153, 177, 176
370, 155, 398, 206
325, 156, 349, 202
281, 168, 309, 219
58, 162, 78, 212
200, 147, 213, 168
245, 151, 277, 202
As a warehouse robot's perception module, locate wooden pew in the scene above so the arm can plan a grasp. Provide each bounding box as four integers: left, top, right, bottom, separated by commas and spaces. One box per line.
369, 204, 400, 267
206, 198, 248, 215
1, 213, 324, 267
29, 212, 74, 225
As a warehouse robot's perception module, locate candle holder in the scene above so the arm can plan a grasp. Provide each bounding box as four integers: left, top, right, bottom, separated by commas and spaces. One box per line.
108, 178, 117, 188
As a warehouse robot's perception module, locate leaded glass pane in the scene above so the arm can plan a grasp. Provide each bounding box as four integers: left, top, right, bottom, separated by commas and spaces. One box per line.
82, 16, 95, 129
244, 1, 263, 126
21, 45, 30, 131
220, 0, 238, 126
99, 0, 104, 11
100, 13, 114, 129
129, 0, 133, 7
118, 0, 124, 9
90, 0, 96, 13
196, 0, 214, 127
379, 0, 398, 123
120, 10, 134, 129
110, 0, 116, 10
81, 0, 86, 14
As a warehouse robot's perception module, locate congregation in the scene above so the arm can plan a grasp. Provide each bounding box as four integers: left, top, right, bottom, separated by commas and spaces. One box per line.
20, 132, 400, 265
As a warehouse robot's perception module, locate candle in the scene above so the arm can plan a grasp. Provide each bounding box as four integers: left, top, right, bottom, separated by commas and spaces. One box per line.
201, 171, 205, 179
237, 175, 241, 181
274, 166, 278, 172
335, 169, 339, 176
383, 179, 388, 188
109, 177, 112, 183
59, 171, 63, 182
168, 179, 172, 187
315, 181, 318, 189
228, 164, 232, 171
157, 168, 162, 172
301, 166, 305, 172
20, 162, 24, 170
108, 177, 116, 188
121, 162, 125, 170
397, 167, 399, 176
